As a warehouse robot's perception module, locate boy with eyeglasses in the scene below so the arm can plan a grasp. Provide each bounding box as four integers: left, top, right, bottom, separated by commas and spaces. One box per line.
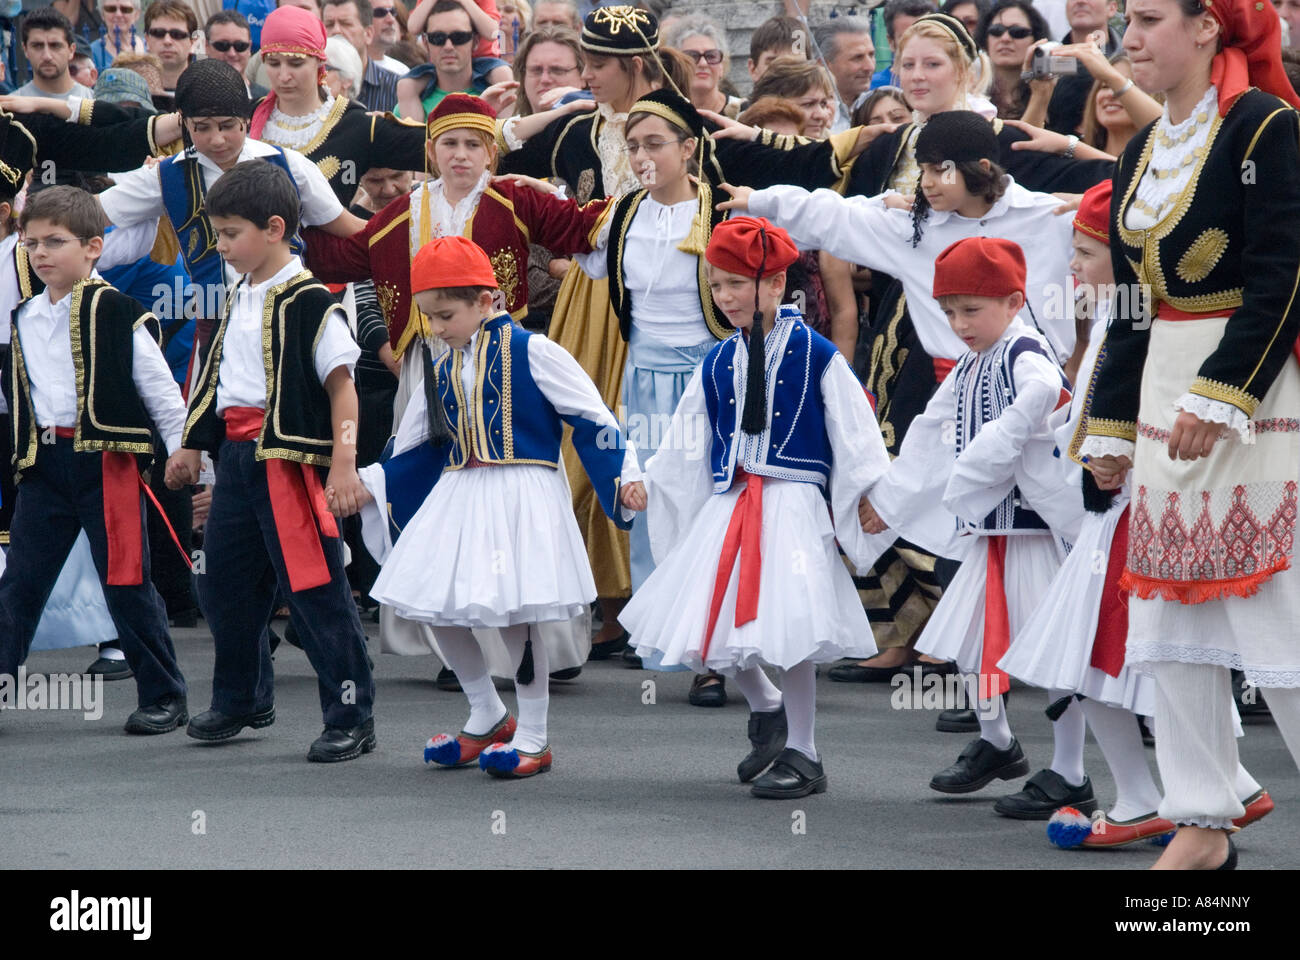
0, 186, 191, 736
394, 0, 513, 120
144, 0, 198, 95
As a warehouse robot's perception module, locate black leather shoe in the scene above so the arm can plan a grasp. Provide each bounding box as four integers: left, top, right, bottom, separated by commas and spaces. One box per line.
587, 630, 629, 661
86, 656, 133, 681
124, 695, 188, 735
919, 660, 957, 677
930, 737, 1030, 794
549, 666, 582, 681
828, 659, 914, 683
621, 644, 643, 668
688, 672, 727, 707
993, 768, 1097, 820
435, 667, 462, 692
751, 747, 828, 798
936, 708, 979, 732
186, 705, 276, 741
738, 706, 787, 782
307, 717, 376, 762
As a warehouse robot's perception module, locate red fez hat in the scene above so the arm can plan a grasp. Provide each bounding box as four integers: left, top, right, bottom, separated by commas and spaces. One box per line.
705, 216, 799, 279
411, 236, 499, 293
932, 236, 1027, 300
427, 93, 498, 141
1072, 179, 1112, 245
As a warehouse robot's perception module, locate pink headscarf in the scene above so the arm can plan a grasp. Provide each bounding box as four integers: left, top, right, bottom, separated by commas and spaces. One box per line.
250, 5, 329, 138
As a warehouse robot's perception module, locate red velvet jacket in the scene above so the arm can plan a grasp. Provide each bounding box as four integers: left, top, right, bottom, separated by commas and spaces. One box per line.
304, 180, 609, 359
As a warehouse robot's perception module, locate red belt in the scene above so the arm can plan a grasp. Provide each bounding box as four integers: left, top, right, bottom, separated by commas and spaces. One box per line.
701, 468, 763, 664
223, 406, 339, 593
1089, 505, 1130, 678
933, 356, 957, 384
46, 427, 192, 585
1158, 301, 1300, 368
979, 536, 1011, 698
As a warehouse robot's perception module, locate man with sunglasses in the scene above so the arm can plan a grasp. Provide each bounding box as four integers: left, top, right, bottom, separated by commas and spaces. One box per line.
395, 0, 511, 120
144, 0, 198, 95
367, 3, 409, 74
14, 8, 93, 101
323, 0, 401, 112
206, 10, 269, 99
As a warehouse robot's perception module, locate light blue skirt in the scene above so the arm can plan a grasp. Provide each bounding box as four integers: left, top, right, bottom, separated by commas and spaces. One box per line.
1, 532, 118, 651
622, 327, 714, 671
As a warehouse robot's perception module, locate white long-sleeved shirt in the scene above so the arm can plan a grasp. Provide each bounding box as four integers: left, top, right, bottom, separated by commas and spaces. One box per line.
216, 256, 360, 413
748, 178, 1078, 362
15, 271, 187, 453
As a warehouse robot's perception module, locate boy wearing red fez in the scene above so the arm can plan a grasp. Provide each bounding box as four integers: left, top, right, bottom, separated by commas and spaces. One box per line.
166, 161, 377, 763
857, 236, 1093, 813
620, 216, 892, 799
361, 234, 642, 779
1001, 183, 1276, 845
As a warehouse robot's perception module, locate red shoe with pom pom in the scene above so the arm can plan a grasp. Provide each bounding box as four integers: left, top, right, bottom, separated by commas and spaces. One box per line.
424, 712, 517, 767
480, 742, 553, 778
1081, 811, 1176, 848
1232, 788, 1273, 828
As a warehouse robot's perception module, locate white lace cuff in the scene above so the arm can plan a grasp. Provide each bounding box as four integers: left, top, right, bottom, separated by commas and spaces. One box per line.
1078, 436, 1135, 460
1173, 393, 1251, 440
501, 115, 526, 153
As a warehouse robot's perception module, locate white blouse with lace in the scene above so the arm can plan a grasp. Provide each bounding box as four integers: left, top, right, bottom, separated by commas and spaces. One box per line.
260, 94, 338, 152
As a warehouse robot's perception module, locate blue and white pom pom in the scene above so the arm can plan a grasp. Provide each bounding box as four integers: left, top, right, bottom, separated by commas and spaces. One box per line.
424, 733, 462, 766
479, 743, 521, 772
1047, 806, 1094, 849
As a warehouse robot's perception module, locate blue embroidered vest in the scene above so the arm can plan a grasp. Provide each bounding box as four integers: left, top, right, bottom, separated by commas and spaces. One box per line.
702, 306, 838, 493
158, 147, 304, 314
952, 331, 1066, 534
427, 314, 630, 527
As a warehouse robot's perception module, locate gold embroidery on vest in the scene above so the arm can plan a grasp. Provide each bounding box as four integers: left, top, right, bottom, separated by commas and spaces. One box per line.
1175, 228, 1230, 284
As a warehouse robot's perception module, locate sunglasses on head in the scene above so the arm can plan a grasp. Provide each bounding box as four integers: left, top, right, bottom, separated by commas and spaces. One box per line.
209, 39, 250, 53
426, 30, 475, 46
372, 5, 395, 17
683, 48, 723, 65
148, 27, 191, 41
986, 24, 1033, 39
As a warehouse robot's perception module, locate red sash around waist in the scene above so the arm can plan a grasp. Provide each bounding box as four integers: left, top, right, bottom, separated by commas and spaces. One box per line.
48, 428, 191, 585
700, 467, 763, 664
933, 356, 957, 384
980, 536, 1011, 698
223, 406, 339, 593
1089, 505, 1130, 678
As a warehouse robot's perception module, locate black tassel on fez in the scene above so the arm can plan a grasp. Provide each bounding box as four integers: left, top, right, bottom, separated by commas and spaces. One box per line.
424, 341, 454, 445
741, 227, 770, 436
515, 629, 535, 685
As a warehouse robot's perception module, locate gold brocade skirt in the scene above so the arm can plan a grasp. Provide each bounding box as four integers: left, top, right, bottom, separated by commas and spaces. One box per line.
549, 262, 631, 598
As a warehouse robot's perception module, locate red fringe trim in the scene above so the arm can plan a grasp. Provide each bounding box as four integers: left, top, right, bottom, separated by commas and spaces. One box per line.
1119, 557, 1292, 605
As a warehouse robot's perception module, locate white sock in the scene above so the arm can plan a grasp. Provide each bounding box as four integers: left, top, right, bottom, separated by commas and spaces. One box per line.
781, 661, 817, 762
968, 675, 1013, 750
502, 624, 549, 753
435, 626, 505, 736
1082, 699, 1163, 821
1048, 689, 1087, 786
732, 665, 783, 714
1233, 761, 1262, 802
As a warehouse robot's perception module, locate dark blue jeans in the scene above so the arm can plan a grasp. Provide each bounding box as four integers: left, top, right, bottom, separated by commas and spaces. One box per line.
198, 439, 374, 728
0, 438, 186, 708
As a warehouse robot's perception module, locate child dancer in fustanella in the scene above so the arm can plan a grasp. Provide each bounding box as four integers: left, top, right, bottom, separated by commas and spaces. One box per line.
365, 235, 642, 778
619, 217, 891, 798
857, 237, 1089, 812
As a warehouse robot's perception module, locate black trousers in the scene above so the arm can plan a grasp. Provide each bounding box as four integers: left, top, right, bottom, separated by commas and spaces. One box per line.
0, 439, 186, 708
197, 438, 374, 727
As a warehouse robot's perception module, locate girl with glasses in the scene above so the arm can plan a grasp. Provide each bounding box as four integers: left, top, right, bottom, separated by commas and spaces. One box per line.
92, 0, 146, 73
